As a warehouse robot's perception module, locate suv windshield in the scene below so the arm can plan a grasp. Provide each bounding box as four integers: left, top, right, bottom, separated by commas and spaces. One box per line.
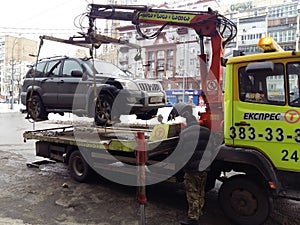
83, 59, 130, 78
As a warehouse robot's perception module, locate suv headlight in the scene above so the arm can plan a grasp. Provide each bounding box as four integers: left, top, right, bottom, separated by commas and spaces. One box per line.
116, 79, 139, 91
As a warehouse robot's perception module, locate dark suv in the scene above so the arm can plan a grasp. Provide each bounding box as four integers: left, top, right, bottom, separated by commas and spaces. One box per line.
21, 56, 166, 125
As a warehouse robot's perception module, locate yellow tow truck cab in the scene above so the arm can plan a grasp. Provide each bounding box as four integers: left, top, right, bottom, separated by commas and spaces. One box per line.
215, 37, 300, 225
225, 50, 300, 173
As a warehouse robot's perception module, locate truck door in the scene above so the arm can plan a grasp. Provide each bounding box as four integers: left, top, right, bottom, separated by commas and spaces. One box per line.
231, 61, 300, 172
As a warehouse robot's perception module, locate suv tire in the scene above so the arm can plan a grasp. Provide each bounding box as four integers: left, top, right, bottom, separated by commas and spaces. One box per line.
94, 94, 113, 126
27, 95, 48, 120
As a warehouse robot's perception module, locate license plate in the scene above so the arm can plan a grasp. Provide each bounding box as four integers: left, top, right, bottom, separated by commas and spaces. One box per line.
150, 96, 162, 103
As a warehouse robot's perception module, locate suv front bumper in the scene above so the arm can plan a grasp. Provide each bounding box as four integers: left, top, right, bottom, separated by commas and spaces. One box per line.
116, 90, 166, 113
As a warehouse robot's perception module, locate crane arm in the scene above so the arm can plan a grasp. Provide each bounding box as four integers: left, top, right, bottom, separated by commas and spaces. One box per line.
87, 4, 237, 131
88, 4, 236, 44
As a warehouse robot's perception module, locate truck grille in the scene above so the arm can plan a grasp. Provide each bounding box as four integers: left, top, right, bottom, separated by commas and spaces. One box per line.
138, 83, 160, 91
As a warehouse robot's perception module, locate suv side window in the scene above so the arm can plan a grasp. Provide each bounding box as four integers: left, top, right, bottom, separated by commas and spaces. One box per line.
26, 61, 47, 78
45, 60, 61, 77
62, 59, 83, 77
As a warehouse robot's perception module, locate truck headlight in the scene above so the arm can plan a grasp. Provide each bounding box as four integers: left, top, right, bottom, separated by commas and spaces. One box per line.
116, 79, 139, 90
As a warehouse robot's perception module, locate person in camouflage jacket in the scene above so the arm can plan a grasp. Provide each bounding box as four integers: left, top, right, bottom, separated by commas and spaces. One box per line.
173, 104, 210, 225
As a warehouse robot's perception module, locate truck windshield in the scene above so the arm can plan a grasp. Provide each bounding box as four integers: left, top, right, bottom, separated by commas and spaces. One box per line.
83, 59, 129, 77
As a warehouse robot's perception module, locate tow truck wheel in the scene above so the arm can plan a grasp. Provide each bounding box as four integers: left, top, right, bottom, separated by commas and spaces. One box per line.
27, 95, 48, 120
218, 175, 273, 225
94, 94, 113, 126
69, 150, 92, 182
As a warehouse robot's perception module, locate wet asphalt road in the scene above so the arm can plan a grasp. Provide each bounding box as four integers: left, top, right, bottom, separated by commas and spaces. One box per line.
0, 105, 300, 225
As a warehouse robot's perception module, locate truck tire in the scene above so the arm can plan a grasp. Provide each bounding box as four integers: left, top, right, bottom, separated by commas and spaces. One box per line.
69, 150, 93, 182
27, 95, 48, 120
94, 94, 113, 126
218, 175, 273, 225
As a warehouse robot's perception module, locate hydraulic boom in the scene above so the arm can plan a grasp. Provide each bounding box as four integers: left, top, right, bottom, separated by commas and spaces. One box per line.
87, 4, 237, 131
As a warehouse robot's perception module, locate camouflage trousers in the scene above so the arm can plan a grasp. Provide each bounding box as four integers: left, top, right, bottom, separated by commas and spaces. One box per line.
184, 171, 207, 220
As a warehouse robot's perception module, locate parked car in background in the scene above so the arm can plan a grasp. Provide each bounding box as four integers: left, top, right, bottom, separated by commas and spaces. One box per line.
21, 56, 166, 125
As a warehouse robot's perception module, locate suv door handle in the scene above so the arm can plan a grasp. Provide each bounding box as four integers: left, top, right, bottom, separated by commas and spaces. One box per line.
41, 78, 48, 83
41, 77, 55, 83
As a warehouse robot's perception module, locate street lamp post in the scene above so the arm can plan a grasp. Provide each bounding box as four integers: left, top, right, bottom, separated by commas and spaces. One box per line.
10, 59, 16, 109
10, 38, 18, 110
182, 40, 188, 102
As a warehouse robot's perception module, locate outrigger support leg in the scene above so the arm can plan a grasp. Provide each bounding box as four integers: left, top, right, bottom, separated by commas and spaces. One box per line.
26, 159, 56, 168
136, 132, 148, 225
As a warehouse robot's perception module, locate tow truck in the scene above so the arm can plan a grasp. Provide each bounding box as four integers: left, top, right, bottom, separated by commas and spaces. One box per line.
23, 4, 300, 225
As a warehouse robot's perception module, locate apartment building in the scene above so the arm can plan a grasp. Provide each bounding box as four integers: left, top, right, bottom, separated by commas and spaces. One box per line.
220, 0, 300, 54
0, 35, 37, 102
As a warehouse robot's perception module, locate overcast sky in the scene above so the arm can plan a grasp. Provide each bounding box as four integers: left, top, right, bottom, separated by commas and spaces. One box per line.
0, 0, 89, 38
0, 0, 227, 57
0, 0, 228, 38
0, 0, 102, 56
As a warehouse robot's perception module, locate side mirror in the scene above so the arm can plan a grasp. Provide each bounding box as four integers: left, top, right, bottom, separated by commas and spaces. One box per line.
71, 70, 83, 77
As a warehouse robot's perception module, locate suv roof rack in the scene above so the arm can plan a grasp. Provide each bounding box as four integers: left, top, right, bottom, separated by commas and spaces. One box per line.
38, 55, 69, 62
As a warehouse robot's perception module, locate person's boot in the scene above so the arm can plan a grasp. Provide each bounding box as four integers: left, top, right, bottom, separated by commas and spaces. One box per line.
179, 218, 199, 225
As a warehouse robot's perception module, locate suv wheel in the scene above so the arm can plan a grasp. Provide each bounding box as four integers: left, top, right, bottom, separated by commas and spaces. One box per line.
94, 94, 113, 126
27, 95, 48, 120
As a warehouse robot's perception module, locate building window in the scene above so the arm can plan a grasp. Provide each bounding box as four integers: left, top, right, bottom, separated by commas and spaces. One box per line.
148, 51, 155, 60
190, 58, 195, 66
167, 50, 174, 57
167, 59, 173, 70
149, 61, 155, 71
157, 59, 164, 71
147, 71, 154, 78
157, 50, 165, 59
179, 59, 184, 67
157, 71, 164, 79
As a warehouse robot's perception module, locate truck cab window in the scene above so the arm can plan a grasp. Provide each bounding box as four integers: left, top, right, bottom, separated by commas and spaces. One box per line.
239, 63, 285, 105
287, 62, 300, 107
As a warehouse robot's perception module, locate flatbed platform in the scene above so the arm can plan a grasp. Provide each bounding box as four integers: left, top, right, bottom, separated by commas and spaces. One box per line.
23, 122, 183, 183
23, 123, 181, 156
